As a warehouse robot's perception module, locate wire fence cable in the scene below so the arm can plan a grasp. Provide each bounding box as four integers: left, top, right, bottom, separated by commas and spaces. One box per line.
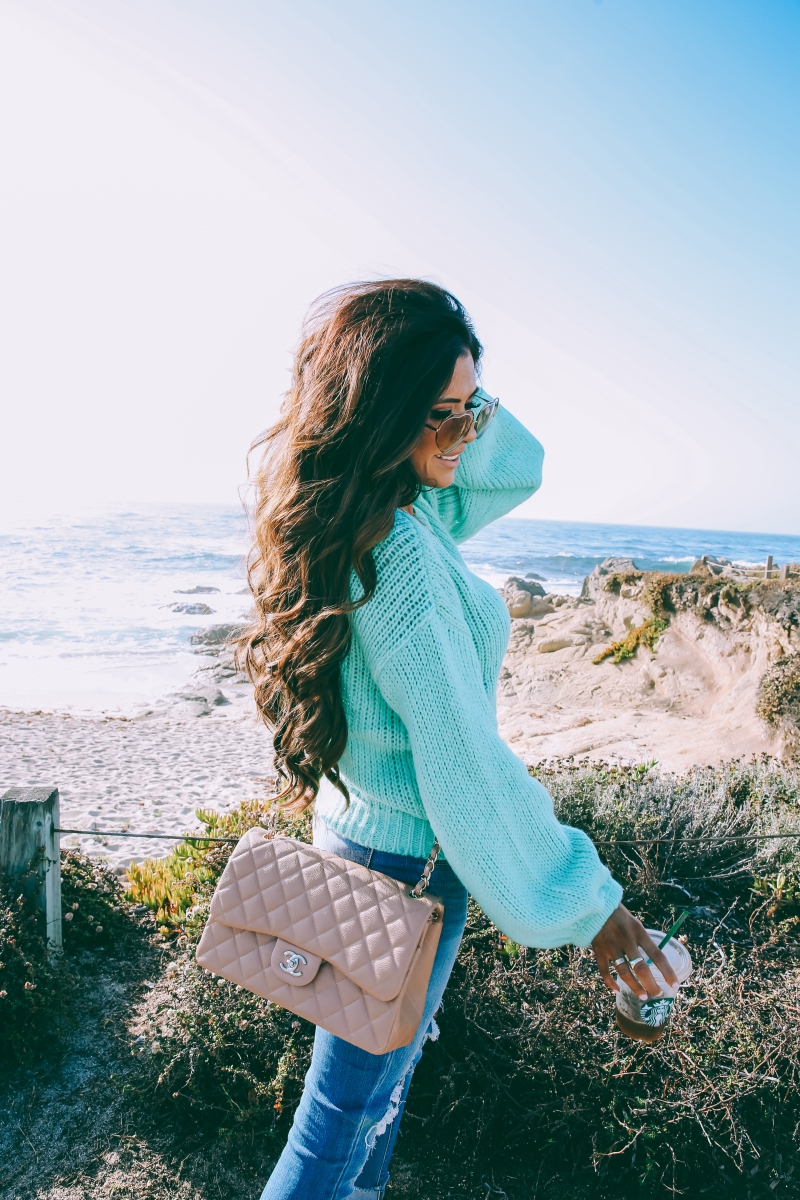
53, 826, 800, 847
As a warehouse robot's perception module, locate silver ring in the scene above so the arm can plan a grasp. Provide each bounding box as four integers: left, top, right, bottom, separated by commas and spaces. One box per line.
613, 956, 628, 966
627, 956, 644, 968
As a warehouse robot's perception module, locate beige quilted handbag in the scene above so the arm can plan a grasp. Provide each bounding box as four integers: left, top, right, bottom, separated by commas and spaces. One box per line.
195, 828, 444, 1055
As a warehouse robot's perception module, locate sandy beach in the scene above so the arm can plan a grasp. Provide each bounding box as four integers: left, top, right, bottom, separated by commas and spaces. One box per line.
0, 701, 274, 872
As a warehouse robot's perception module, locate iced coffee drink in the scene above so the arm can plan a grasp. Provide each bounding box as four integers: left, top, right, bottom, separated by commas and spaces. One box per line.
615, 929, 693, 1042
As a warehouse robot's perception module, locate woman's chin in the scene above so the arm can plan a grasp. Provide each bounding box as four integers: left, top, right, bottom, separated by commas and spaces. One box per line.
429, 464, 460, 488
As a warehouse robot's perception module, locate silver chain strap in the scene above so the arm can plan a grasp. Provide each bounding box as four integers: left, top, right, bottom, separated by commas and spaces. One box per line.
410, 841, 441, 898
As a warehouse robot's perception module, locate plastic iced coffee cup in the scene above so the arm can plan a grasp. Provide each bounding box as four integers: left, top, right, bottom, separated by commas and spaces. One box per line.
614, 928, 693, 1043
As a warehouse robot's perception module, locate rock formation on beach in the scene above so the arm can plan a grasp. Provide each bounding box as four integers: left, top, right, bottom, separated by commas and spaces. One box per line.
497, 557, 800, 770
151, 623, 249, 717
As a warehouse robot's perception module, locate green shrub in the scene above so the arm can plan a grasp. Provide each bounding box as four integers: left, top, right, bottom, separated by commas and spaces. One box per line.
638, 570, 749, 623
406, 899, 800, 1199
0, 849, 136, 1067
124, 800, 314, 1145
602, 570, 644, 593
757, 654, 800, 739
126, 850, 214, 933
0, 870, 71, 1066
60, 849, 133, 950
640, 570, 684, 617
400, 759, 800, 1198
127, 957, 314, 1145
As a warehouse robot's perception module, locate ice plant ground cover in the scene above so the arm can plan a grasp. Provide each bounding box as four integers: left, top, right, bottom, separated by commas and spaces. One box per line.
1, 758, 800, 1198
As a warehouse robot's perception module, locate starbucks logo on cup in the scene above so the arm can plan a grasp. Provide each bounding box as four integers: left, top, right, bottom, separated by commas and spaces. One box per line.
640, 996, 674, 1027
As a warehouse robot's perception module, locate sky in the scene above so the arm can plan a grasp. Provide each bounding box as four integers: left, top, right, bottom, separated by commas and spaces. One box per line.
0, 0, 798, 533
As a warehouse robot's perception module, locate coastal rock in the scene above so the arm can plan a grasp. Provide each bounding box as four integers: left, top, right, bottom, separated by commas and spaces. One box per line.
505, 575, 547, 597
580, 558, 640, 598
503, 583, 533, 618
595, 557, 639, 576
169, 602, 215, 615
189, 623, 246, 654
500, 576, 551, 618
189, 622, 251, 688
165, 686, 232, 717
538, 637, 575, 654
175, 586, 221, 594
690, 555, 730, 577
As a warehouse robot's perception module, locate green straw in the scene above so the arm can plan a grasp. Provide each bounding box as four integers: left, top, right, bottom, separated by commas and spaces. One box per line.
644, 909, 690, 965
658, 909, 690, 949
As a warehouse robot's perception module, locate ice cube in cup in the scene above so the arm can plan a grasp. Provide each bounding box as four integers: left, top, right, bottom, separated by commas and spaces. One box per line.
614, 928, 693, 1043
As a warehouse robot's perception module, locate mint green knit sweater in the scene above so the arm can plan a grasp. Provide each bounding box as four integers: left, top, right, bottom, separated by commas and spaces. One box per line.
314, 400, 623, 948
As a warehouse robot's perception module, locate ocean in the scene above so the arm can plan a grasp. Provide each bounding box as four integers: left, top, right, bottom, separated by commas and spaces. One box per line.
2, 505, 799, 714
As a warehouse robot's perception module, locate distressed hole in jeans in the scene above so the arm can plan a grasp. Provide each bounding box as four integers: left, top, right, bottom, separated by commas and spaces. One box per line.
365, 1075, 405, 1151
364, 1017, 441, 1149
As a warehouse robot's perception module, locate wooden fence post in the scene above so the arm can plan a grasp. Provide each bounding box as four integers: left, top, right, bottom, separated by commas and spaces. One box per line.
764, 555, 774, 580
0, 787, 62, 950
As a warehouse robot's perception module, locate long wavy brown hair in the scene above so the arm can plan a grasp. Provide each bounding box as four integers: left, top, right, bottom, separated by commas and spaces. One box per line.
240, 280, 482, 810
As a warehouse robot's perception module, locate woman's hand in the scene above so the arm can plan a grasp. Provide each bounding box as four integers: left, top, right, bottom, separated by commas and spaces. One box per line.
591, 903, 678, 999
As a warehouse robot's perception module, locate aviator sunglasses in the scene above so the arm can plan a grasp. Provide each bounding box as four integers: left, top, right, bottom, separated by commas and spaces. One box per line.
424, 390, 500, 454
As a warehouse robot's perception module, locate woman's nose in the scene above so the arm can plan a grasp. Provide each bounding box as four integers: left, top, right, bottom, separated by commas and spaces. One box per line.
462, 419, 478, 445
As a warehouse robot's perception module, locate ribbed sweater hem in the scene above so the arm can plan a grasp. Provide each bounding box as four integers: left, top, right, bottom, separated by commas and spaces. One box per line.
313, 788, 440, 860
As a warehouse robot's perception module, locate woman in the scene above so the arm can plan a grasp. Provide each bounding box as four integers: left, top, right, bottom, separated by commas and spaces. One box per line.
243, 280, 676, 1200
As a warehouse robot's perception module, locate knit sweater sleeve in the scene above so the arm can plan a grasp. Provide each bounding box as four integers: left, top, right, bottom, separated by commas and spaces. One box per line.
356, 540, 623, 948
417, 397, 544, 542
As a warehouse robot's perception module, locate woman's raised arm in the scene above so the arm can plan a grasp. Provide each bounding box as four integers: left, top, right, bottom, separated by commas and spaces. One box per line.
417, 397, 544, 542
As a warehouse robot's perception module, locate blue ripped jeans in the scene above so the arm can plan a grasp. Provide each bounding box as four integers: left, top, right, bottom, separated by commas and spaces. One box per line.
259, 820, 469, 1200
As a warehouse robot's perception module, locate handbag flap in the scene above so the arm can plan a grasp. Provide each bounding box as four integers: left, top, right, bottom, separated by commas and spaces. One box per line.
209, 829, 440, 1002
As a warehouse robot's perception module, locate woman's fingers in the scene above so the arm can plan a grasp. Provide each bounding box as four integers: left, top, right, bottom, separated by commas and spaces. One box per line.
639, 928, 679, 988
594, 948, 653, 1000
614, 959, 648, 999
590, 903, 682, 998
593, 949, 619, 994
592, 905, 632, 994
625, 958, 661, 998
623, 923, 681, 996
